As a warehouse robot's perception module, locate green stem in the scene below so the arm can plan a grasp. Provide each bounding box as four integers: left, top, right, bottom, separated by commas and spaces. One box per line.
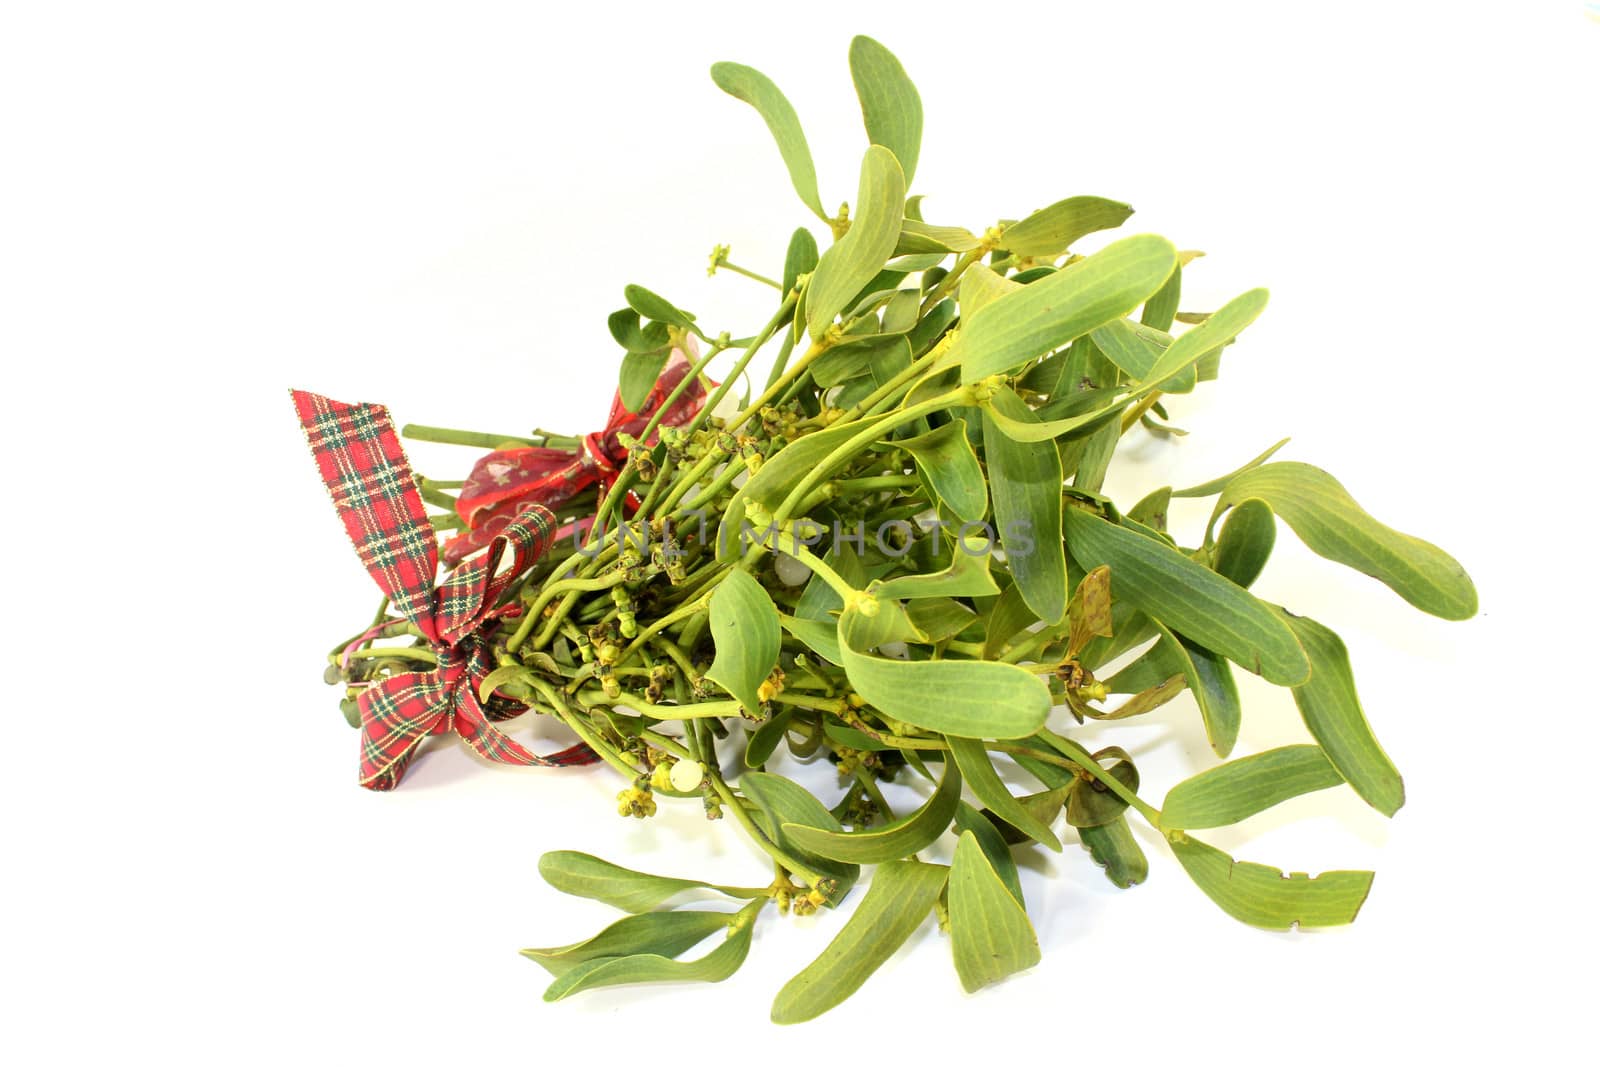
401, 425, 557, 449
718, 260, 782, 289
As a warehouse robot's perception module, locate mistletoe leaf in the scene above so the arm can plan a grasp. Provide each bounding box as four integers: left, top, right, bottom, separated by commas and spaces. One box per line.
710, 62, 826, 219
704, 569, 781, 715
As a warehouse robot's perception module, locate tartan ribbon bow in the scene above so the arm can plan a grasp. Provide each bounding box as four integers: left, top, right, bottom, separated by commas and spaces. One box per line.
442, 350, 711, 564
292, 389, 598, 790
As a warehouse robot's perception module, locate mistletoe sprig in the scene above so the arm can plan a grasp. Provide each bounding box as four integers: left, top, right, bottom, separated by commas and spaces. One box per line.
313, 36, 1475, 1022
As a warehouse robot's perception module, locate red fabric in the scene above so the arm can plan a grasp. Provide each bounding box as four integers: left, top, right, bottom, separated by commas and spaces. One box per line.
292, 389, 599, 790
443, 351, 711, 564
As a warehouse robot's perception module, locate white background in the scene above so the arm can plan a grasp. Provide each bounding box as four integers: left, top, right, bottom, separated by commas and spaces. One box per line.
5, 1, 1597, 1061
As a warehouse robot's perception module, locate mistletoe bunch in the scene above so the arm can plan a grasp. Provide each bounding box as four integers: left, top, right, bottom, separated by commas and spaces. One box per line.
302, 37, 1475, 1022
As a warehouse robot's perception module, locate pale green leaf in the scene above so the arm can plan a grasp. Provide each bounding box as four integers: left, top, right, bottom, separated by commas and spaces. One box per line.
870, 537, 1000, 600
958, 263, 1022, 317
948, 832, 1042, 993
783, 227, 819, 296
947, 736, 1060, 851
838, 607, 1051, 738
740, 771, 860, 901
893, 418, 987, 522
953, 234, 1178, 384
1170, 834, 1373, 929
1216, 462, 1478, 620
1138, 287, 1269, 390
770, 859, 949, 1024
522, 909, 734, 977
952, 802, 1023, 904
982, 391, 1067, 623
848, 36, 923, 185
710, 62, 826, 219
538, 851, 727, 913
782, 757, 961, 864
542, 899, 763, 1001
704, 569, 781, 715
1162, 745, 1345, 830
999, 195, 1135, 258
806, 146, 906, 340
1063, 508, 1310, 686
1280, 611, 1406, 817
1171, 437, 1290, 498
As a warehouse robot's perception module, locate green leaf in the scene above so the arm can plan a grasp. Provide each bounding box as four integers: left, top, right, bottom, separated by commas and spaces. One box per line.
542, 899, 763, 1001
958, 263, 1022, 316
953, 234, 1178, 384
897, 218, 982, 255
782, 757, 961, 864
1138, 287, 1269, 390
1072, 416, 1119, 495
848, 36, 923, 186
953, 802, 1023, 904
1063, 508, 1310, 686
1279, 612, 1406, 817
1140, 619, 1244, 757
979, 383, 1126, 443
770, 859, 949, 1024
812, 333, 910, 388
619, 349, 671, 413
734, 410, 894, 517
837, 608, 1052, 738
739, 771, 860, 901
710, 62, 826, 220
704, 569, 781, 715
948, 832, 1042, 993
608, 308, 668, 354
869, 536, 1000, 600
779, 614, 842, 664
538, 851, 727, 913
947, 736, 1060, 851
982, 581, 1037, 658
1212, 498, 1276, 587
783, 227, 819, 296
999, 195, 1135, 258
1141, 256, 1183, 331
1066, 755, 1140, 828
985, 785, 1072, 842
806, 146, 906, 341
882, 288, 922, 334
1089, 317, 1195, 392
982, 391, 1067, 624
1169, 834, 1373, 930
905, 597, 979, 644
623, 283, 694, 329
522, 909, 734, 977
1079, 815, 1148, 888
1127, 486, 1172, 532
744, 707, 795, 768
1162, 745, 1345, 830
1171, 437, 1290, 498
1216, 462, 1477, 620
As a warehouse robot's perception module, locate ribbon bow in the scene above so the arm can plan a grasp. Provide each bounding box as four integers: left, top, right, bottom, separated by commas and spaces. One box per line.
292, 389, 598, 790
443, 350, 711, 564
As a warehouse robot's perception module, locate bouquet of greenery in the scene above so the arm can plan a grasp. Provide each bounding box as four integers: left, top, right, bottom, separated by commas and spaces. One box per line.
296, 36, 1475, 1023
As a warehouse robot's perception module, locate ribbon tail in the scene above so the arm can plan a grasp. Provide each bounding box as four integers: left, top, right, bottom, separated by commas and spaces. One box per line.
455, 647, 600, 769
291, 389, 441, 641
355, 669, 454, 791
433, 507, 557, 645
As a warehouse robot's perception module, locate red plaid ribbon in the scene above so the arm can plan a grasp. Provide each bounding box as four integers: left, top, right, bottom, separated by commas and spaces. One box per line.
442, 350, 711, 564
292, 390, 598, 790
